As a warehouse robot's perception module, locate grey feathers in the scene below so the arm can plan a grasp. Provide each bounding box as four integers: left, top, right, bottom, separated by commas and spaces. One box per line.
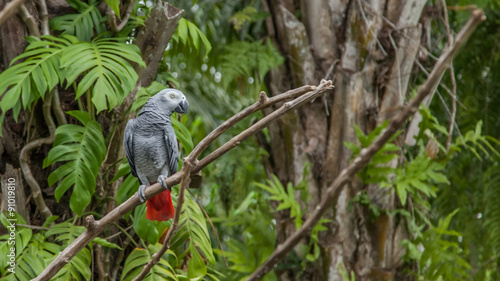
123, 89, 189, 185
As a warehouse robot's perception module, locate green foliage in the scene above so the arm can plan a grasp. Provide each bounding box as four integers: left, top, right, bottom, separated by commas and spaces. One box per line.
131, 203, 169, 244
43, 111, 106, 216
213, 192, 277, 281
344, 121, 401, 184
383, 146, 448, 207
172, 194, 215, 279
121, 245, 178, 281
50, 0, 105, 42
255, 175, 304, 229
484, 163, 500, 260
0, 215, 120, 281
255, 169, 329, 268
345, 121, 448, 212
103, 0, 121, 20
348, 190, 380, 219
402, 210, 471, 281
219, 39, 284, 92
46, 223, 92, 280
453, 120, 500, 160
229, 6, 257, 31
338, 261, 356, 281
0, 35, 76, 131
170, 18, 212, 57
60, 37, 145, 113
0, 34, 144, 132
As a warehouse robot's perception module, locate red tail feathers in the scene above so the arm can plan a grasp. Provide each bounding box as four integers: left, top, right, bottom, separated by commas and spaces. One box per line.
146, 189, 175, 221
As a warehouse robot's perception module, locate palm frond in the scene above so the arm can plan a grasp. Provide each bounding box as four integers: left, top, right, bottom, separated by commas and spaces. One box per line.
60, 38, 145, 113
0, 35, 76, 132
43, 111, 106, 216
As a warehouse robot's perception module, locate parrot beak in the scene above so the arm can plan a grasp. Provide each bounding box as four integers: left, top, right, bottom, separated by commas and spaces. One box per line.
174, 98, 189, 114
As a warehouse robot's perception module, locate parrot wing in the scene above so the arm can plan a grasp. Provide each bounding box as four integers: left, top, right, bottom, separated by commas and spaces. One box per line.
163, 125, 179, 177
124, 119, 138, 177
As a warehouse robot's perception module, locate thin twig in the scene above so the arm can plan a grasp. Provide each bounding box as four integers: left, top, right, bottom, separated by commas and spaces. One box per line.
18, 4, 40, 37
19, 91, 56, 219
247, 9, 485, 280
356, 0, 387, 56
446, 65, 457, 151
17, 224, 49, 230
441, 0, 457, 151
102, 225, 133, 240
0, 0, 27, 27
415, 60, 466, 109
52, 88, 68, 126
359, 0, 438, 61
32, 81, 334, 281
38, 0, 50, 35
107, 0, 139, 33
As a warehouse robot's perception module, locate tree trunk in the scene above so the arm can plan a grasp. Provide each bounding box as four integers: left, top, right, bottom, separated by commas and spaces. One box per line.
262, 0, 426, 280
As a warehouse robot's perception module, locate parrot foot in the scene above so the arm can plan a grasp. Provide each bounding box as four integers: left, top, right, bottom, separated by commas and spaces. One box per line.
158, 175, 169, 190
138, 185, 147, 203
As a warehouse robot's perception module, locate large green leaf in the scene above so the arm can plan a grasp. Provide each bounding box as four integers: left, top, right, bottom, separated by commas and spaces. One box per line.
50, 0, 105, 42
170, 18, 212, 57
43, 111, 106, 216
121, 245, 178, 281
103, 0, 121, 20
0, 35, 76, 134
52, 247, 92, 281
60, 38, 145, 113
170, 194, 214, 280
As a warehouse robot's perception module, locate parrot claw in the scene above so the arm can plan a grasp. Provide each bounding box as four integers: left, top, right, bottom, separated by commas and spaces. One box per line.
158, 175, 169, 190
138, 185, 146, 203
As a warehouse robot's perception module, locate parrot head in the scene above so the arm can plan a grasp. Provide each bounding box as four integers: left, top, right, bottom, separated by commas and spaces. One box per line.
148, 89, 189, 115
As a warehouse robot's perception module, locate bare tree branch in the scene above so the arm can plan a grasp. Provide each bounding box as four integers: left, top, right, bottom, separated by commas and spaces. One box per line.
107, 0, 138, 33
32, 80, 334, 281
38, 0, 49, 35
0, 0, 27, 27
441, 0, 457, 151
18, 4, 40, 36
247, 8, 485, 281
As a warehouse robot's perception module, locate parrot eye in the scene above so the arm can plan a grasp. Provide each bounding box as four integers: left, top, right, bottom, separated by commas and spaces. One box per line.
170, 94, 175, 98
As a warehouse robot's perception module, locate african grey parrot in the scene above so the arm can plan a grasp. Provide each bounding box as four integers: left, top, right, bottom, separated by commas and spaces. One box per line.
123, 89, 189, 221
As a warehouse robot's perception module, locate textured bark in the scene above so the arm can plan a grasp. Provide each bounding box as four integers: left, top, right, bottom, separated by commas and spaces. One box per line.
263, 0, 428, 280
1, 164, 29, 223
0, 0, 27, 68
134, 3, 184, 87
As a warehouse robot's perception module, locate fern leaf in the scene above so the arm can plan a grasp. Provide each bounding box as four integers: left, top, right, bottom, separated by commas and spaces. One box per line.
60, 38, 145, 113
43, 111, 106, 216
